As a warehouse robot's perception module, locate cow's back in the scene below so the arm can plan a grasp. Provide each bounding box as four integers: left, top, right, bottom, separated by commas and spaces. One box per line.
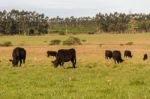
124, 50, 132, 57
105, 50, 112, 59
47, 51, 57, 57
112, 50, 123, 63
143, 54, 148, 60
12, 47, 26, 59
113, 51, 121, 58
20, 48, 26, 59
57, 48, 76, 62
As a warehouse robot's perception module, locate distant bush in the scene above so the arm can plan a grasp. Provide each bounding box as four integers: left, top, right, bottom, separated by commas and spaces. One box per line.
52, 30, 59, 33
72, 32, 77, 35
0, 41, 12, 47
88, 32, 95, 35
99, 44, 103, 47
49, 39, 61, 45
59, 31, 66, 35
126, 42, 133, 45
63, 36, 82, 45
19, 43, 24, 46
120, 44, 124, 46
44, 40, 47, 43
82, 39, 87, 42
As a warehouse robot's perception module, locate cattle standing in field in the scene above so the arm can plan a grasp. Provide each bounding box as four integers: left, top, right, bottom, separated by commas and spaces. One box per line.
52, 48, 76, 68
47, 51, 57, 57
105, 50, 112, 59
112, 50, 124, 63
9, 47, 26, 67
143, 54, 148, 61
124, 50, 132, 58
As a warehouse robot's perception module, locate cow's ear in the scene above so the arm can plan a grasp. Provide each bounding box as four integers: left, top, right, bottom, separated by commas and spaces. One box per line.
9, 59, 13, 62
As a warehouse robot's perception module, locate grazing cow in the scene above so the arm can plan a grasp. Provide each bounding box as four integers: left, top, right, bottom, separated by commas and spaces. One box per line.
9, 47, 26, 67
52, 48, 76, 68
47, 51, 57, 57
124, 50, 132, 58
143, 53, 148, 61
112, 50, 124, 63
105, 50, 112, 59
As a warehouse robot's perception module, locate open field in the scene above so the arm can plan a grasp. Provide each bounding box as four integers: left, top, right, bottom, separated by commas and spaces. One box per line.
1, 33, 150, 46
0, 33, 150, 99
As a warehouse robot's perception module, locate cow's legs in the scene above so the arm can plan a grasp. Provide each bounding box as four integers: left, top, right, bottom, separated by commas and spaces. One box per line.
71, 59, 76, 68
60, 62, 64, 66
19, 59, 22, 66
23, 58, 25, 64
60, 61, 65, 68
114, 60, 118, 64
117, 60, 120, 64
16, 60, 19, 67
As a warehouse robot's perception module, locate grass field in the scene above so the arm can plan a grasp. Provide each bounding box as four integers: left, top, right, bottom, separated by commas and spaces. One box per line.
0, 33, 150, 99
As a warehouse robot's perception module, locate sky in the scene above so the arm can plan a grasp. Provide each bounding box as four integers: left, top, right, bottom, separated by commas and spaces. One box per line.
0, 0, 150, 17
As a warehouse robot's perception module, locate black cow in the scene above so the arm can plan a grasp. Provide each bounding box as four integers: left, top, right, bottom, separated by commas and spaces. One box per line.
143, 53, 148, 61
124, 50, 132, 58
9, 47, 26, 67
47, 51, 57, 57
105, 50, 112, 59
112, 50, 124, 63
52, 48, 76, 68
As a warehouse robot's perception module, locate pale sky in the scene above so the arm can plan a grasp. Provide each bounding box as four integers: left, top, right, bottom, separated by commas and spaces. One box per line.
0, 0, 150, 17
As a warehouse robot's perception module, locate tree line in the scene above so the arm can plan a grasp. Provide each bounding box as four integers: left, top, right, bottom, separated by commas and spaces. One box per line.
0, 9, 49, 35
0, 9, 150, 35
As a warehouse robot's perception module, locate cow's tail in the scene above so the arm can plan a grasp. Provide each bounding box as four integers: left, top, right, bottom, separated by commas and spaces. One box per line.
74, 53, 76, 65
23, 50, 26, 64
74, 50, 76, 68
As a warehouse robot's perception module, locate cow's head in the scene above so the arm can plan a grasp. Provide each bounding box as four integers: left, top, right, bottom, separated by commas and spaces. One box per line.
120, 59, 124, 63
9, 59, 18, 66
47, 53, 50, 57
51, 60, 59, 68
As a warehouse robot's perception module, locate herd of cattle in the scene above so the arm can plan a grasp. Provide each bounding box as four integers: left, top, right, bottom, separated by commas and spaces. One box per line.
9, 47, 76, 68
105, 50, 148, 63
7, 47, 148, 68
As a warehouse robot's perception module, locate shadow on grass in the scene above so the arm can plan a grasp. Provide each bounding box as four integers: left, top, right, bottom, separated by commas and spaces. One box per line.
64, 67, 77, 69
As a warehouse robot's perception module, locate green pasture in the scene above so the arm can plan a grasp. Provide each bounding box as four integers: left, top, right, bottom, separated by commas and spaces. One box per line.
0, 33, 150, 99
0, 33, 150, 46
